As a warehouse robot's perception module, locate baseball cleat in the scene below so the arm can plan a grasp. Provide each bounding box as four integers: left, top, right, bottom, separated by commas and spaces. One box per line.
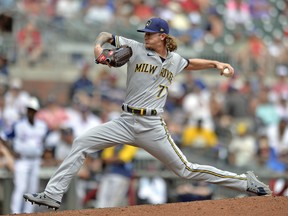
246, 171, 272, 196
23, 192, 61, 210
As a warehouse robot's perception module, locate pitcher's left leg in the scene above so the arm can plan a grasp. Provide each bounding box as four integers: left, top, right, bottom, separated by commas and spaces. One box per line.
137, 118, 270, 195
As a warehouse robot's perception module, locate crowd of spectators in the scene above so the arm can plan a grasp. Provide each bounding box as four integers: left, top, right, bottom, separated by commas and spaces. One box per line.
0, 2, 283, 69
0, 0, 287, 75
0, 0, 288, 213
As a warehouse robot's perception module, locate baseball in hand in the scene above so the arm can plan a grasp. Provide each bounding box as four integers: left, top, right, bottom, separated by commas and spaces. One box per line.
222, 68, 232, 77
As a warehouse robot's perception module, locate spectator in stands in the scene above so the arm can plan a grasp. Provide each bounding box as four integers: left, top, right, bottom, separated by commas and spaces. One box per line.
69, 62, 95, 99
224, 0, 252, 28
93, 68, 111, 92
275, 97, 288, 120
214, 114, 233, 162
132, 0, 155, 22
268, 34, 288, 66
94, 69, 121, 98
54, 127, 74, 163
16, 0, 44, 17
270, 65, 288, 103
4, 78, 30, 131
0, 97, 48, 214
66, 101, 102, 138
55, 0, 81, 20
209, 84, 225, 122
37, 95, 69, 132
258, 124, 288, 199
225, 26, 247, 73
179, 0, 201, 14
181, 119, 218, 149
16, 20, 43, 67
66, 91, 89, 122
41, 145, 58, 168
223, 82, 251, 118
181, 72, 202, 94
137, 165, 167, 205
239, 31, 269, 76
228, 122, 257, 168
182, 81, 214, 130
205, 6, 224, 40
258, 121, 288, 196
256, 134, 270, 167
260, 134, 287, 173
187, 13, 205, 45
84, 0, 114, 25
266, 118, 288, 160
36, 95, 69, 148
93, 70, 124, 122
100, 72, 125, 105
254, 87, 279, 134
96, 144, 138, 208
112, 0, 134, 27
165, 80, 186, 114
240, 79, 258, 110
165, 2, 191, 37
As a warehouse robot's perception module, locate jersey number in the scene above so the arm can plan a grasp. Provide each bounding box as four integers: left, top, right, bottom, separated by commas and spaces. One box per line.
157, 85, 168, 98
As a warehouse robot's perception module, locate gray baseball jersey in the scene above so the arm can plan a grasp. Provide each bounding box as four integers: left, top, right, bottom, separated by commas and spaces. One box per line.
115, 36, 188, 110
43, 35, 248, 203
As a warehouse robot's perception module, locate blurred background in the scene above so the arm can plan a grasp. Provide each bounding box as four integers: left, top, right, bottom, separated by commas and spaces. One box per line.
0, 0, 288, 214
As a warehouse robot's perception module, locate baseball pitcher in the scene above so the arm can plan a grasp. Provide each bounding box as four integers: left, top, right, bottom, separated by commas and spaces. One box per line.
23, 17, 271, 210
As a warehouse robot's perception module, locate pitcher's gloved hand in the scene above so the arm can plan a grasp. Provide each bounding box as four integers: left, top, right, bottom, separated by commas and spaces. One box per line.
95, 45, 133, 67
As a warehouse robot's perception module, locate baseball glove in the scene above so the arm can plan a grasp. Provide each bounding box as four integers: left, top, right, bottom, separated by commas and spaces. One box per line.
95, 45, 133, 67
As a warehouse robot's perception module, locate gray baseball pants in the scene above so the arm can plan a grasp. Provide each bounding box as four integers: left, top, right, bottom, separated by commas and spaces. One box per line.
44, 112, 247, 202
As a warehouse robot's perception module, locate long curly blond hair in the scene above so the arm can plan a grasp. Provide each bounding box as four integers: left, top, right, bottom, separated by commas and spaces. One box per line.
165, 35, 178, 52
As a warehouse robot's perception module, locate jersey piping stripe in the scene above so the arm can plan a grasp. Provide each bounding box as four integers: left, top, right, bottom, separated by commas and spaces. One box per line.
160, 118, 247, 181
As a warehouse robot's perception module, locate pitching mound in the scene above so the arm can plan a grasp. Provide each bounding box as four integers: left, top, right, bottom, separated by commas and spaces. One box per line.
6, 196, 288, 216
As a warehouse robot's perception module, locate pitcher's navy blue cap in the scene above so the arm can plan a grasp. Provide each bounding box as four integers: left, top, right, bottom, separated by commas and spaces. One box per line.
137, 18, 169, 34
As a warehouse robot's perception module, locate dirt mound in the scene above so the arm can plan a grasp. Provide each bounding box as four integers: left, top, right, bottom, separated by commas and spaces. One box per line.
5, 196, 288, 216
